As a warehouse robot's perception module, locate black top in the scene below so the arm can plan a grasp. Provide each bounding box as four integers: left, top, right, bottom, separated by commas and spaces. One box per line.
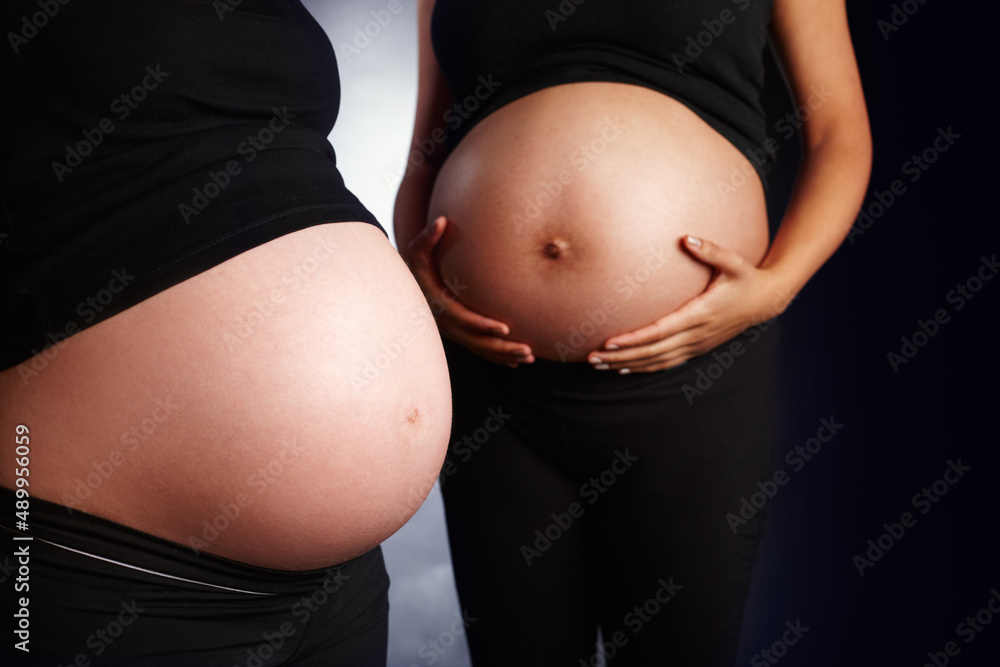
431, 0, 775, 177
0, 0, 380, 371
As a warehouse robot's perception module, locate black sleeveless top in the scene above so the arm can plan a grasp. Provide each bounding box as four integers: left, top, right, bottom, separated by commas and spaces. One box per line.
0, 0, 380, 370
431, 0, 775, 177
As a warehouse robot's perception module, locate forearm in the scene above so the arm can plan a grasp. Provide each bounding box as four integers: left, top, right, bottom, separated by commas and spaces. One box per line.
761, 0, 872, 306
758, 129, 872, 303
393, 161, 440, 260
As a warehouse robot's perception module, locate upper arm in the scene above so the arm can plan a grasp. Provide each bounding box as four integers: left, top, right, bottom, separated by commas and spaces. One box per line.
770, 0, 871, 154
408, 0, 453, 167
392, 0, 453, 248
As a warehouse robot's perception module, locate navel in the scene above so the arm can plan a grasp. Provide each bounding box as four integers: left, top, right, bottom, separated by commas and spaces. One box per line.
404, 406, 420, 426
542, 238, 570, 259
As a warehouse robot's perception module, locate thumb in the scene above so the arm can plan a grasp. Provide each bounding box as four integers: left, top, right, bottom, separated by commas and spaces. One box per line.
407, 216, 447, 264
683, 234, 748, 276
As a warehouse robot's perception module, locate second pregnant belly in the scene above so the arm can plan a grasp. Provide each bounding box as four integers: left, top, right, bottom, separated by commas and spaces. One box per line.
429, 82, 770, 361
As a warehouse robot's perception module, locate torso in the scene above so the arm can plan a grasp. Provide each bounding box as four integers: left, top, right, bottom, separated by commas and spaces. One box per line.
0, 223, 452, 570
429, 82, 770, 361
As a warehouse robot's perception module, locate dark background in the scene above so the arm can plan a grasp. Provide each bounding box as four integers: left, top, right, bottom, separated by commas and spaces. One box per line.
740, 1, 997, 665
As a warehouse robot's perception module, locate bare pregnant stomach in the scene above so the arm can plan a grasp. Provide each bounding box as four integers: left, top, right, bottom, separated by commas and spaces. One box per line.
429, 82, 770, 361
0, 222, 451, 570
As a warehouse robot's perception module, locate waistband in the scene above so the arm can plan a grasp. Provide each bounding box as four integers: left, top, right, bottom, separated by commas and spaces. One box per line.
443, 321, 781, 397
0, 486, 376, 597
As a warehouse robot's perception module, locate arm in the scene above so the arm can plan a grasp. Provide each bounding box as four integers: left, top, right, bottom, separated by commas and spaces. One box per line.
590, 0, 872, 372
394, 0, 534, 366
758, 0, 873, 290
392, 0, 451, 253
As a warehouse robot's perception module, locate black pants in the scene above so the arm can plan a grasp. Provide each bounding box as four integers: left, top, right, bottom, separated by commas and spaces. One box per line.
440, 324, 781, 667
1, 489, 388, 666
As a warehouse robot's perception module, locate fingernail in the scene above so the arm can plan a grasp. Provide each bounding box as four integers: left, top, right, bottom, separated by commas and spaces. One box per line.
618, 368, 631, 375
605, 344, 619, 350
590, 357, 603, 364
594, 364, 609, 370
686, 235, 702, 248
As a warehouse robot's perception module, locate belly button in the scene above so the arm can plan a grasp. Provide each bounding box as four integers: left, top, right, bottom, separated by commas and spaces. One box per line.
405, 407, 420, 426
542, 239, 570, 259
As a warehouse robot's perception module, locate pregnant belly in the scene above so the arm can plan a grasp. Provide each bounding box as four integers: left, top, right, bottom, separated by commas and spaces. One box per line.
0, 223, 451, 570
429, 82, 770, 361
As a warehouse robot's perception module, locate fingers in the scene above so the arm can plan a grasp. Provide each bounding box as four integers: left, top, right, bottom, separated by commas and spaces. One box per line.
603, 314, 679, 351
683, 234, 750, 276
591, 352, 691, 374
405, 216, 447, 269
603, 296, 708, 350
440, 298, 511, 337
588, 331, 731, 374
590, 320, 744, 374
598, 235, 753, 356
588, 330, 699, 373
402, 216, 535, 366
428, 281, 534, 365
437, 304, 535, 366
443, 303, 532, 363
444, 324, 535, 367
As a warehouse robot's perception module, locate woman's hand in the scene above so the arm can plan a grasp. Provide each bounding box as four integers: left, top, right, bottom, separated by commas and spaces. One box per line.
405, 216, 535, 367
587, 235, 797, 373
587, 0, 872, 376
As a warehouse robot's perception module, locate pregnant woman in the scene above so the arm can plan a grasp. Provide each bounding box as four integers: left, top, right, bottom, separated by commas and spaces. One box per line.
395, 0, 870, 664
0, 2, 450, 665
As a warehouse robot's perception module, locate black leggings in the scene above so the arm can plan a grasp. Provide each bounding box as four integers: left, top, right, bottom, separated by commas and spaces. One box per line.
440, 324, 781, 667
0, 489, 388, 666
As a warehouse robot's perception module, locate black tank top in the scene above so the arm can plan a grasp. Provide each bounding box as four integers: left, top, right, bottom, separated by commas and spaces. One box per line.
431, 0, 775, 178
0, 0, 379, 370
